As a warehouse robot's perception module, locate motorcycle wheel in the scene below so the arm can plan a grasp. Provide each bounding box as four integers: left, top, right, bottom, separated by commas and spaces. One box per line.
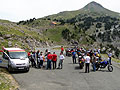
108, 65, 113, 72
95, 63, 100, 71
79, 63, 84, 69
96, 66, 99, 71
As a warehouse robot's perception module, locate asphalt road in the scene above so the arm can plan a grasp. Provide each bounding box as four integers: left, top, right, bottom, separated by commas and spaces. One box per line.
12, 48, 120, 90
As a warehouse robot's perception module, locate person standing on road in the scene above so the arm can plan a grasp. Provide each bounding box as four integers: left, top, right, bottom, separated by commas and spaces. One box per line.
108, 51, 112, 65
58, 52, 65, 69
36, 50, 40, 68
33, 51, 37, 68
61, 46, 64, 53
72, 50, 77, 64
39, 52, 44, 68
84, 53, 91, 73
28, 50, 31, 64
52, 52, 57, 69
89, 50, 93, 63
44, 49, 48, 62
47, 51, 53, 70
31, 51, 36, 68
92, 54, 96, 72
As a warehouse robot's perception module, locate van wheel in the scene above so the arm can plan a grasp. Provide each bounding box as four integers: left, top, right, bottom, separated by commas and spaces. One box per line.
26, 67, 30, 72
8, 65, 12, 72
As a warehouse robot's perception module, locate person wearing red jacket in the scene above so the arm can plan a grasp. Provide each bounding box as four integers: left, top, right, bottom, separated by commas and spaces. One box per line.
61, 46, 64, 53
52, 52, 57, 69
47, 51, 53, 69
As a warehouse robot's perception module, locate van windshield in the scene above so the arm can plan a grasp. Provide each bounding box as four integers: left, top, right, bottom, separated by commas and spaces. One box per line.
9, 52, 27, 59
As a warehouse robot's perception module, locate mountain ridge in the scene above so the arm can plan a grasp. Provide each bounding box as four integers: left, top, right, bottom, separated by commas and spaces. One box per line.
44, 1, 120, 20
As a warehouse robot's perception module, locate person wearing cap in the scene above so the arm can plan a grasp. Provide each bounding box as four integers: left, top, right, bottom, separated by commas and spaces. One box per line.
47, 51, 53, 69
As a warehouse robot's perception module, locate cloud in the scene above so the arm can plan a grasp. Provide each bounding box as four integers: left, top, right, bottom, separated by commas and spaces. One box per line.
0, 0, 120, 22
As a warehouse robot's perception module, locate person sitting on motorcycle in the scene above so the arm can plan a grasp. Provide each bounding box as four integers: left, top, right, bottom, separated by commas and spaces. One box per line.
96, 52, 101, 62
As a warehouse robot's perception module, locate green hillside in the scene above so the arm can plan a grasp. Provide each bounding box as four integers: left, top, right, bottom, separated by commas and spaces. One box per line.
0, 19, 48, 50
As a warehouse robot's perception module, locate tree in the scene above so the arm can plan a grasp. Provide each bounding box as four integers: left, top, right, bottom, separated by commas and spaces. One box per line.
96, 23, 102, 28
62, 29, 71, 41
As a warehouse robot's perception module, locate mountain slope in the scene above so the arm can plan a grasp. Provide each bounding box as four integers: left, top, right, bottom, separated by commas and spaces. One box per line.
45, 1, 120, 20
0, 19, 49, 50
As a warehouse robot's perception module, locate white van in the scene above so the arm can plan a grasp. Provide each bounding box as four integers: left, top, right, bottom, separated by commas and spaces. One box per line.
0, 48, 30, 72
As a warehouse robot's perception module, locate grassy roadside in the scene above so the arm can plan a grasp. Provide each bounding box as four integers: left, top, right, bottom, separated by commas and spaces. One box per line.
0, 68, 19, 90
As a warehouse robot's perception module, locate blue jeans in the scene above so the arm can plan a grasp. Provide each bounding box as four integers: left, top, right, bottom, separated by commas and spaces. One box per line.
93, 62, 96, 71
47, 59, 51, 69
58, 60, 63, 69
72, 56, 76, 64
109, 57, 112, 65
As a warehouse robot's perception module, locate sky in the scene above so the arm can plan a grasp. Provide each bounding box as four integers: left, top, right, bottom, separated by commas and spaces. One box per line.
0, 0, 120, 22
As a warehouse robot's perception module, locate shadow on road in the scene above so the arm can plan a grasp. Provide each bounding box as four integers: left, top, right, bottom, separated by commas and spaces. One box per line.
68, 63, 79, 64
79, 71, 85, 73
9, 71, 28, 74
97, 69, 110, 72
74, 66, 84, 70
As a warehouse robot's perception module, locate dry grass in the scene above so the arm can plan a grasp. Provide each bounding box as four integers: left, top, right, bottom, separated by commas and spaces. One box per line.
101, 54, 120, 63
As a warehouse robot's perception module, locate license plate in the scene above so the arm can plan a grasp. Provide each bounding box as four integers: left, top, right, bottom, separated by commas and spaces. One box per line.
18, 67, 24, 69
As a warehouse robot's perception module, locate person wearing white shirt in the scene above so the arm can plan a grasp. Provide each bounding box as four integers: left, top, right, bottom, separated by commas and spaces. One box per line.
58, 52, 65, 69
84, 53, 91, 73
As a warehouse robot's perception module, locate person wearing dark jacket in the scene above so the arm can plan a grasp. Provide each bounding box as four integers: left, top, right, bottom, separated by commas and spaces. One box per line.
36, 50, 40, 68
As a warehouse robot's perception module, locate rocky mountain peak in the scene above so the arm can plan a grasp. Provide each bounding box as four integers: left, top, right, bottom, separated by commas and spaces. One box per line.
83, 1, 105, 12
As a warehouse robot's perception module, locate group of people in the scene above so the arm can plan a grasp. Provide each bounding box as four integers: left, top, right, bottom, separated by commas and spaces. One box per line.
27, 47, 65, 70
28, 46, 112, 73
71, 47, 112, 73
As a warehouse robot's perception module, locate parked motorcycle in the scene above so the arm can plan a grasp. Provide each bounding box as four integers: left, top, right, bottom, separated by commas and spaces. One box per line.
78, 55, 84, 69
95, 60, 113, 72
66, 48, 73, 57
